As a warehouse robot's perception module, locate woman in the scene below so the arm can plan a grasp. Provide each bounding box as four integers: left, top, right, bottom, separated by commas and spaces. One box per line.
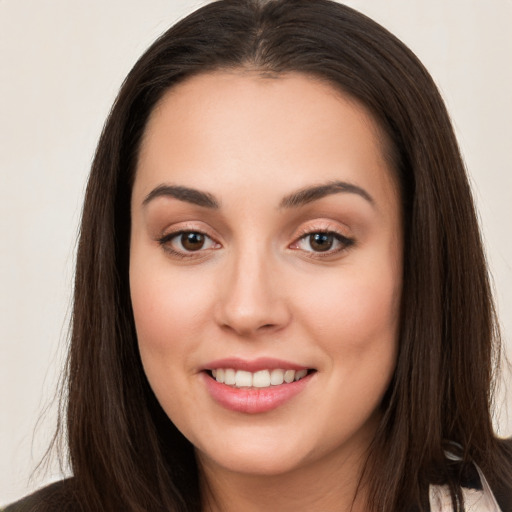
5, 0, 511, 510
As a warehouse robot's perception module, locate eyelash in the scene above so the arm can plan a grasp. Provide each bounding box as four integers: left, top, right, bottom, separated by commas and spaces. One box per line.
157, 229, 219, 260
290, 226, 355, 258
157, 226, 355, 260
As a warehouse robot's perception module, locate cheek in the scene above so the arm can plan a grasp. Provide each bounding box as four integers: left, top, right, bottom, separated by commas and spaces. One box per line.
129, 255, 214, 362
297, 264, 401, 346
292, 250, 402, 414
295, 262, 400, 427
129, 261, 213, 425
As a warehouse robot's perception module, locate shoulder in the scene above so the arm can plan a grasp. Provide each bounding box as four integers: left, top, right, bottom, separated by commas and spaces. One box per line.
461, 438, 512, 512
428, 439, 512, 512
2, 479, 80, 512
492, 437, 512, 512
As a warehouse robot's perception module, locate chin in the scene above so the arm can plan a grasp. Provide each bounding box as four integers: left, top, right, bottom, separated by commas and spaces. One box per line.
190, 423, 309, 475
197, 444, 310, 477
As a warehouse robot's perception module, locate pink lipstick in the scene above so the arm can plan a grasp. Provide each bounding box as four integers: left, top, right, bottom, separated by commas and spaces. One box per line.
201, 358, 315, 414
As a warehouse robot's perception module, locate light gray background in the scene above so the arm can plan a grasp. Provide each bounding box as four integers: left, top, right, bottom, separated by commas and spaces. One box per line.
1, 0, 511, 505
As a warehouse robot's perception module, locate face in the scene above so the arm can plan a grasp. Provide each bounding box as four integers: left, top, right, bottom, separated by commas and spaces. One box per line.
130, 72, 402, 478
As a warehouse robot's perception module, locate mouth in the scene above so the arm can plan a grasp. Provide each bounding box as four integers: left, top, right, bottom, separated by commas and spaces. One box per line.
201, 358, 317, 413
206, 368, 316, 389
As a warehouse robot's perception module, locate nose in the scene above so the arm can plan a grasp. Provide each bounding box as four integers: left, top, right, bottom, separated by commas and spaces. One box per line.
214, 248, 291, 337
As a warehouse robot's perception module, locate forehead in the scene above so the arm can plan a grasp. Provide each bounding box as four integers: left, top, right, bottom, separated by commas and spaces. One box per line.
134, 71, 398, 210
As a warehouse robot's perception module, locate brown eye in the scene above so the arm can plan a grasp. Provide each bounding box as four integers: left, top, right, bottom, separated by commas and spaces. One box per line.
158, 230, 218, 256
291, 230, 355, 255
308, 233, 334, 252
181, 232, 205, 251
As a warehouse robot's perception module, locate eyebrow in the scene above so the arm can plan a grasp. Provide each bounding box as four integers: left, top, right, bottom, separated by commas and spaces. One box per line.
279, 181, 374, 208
143, 185, 220, 209
142, 180, 374, 210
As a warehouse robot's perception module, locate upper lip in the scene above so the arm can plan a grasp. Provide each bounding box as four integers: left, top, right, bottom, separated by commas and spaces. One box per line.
202, 357, 311, 373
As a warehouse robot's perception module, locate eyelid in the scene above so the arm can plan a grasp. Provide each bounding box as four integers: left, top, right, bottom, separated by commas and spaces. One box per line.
154, 219, 354, 260
156, 222, 222, 258
289, 220, 355, 257
292, 219, 352, 240
156, 221, 218, 241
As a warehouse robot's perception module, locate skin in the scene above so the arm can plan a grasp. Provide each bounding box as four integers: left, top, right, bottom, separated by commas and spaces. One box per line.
130, 71, 403, 512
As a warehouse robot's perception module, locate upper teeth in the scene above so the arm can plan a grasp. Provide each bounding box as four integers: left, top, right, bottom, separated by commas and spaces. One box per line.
211, 368, 308, 388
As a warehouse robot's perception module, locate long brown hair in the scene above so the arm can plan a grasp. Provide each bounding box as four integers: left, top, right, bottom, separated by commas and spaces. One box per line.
55, 0, 512, 510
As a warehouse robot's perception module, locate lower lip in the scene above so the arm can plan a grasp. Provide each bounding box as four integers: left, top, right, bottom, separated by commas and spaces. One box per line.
202, 372, 313, 414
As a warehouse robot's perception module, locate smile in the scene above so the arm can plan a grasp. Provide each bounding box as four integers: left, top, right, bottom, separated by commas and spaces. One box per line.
210, 368, 309, 388
202, 360, 317, 414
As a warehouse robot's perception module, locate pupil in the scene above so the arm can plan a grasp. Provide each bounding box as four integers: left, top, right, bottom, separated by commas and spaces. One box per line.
310, 233, 333, 252
182, 232, 205, 251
